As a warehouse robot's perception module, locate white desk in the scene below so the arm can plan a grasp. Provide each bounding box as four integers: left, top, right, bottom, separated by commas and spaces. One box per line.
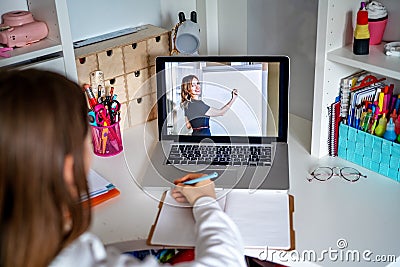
90, 114, 400, 266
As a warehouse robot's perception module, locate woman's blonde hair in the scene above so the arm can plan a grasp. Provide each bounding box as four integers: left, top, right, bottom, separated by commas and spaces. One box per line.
0, 69, 91, 267
180, 74, 198, 108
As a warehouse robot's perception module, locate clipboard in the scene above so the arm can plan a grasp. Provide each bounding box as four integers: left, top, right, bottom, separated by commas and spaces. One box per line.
147, 190, 295, 251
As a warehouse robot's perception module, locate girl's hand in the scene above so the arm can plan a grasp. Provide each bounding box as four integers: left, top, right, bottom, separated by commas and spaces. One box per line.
172, 173, 216, 205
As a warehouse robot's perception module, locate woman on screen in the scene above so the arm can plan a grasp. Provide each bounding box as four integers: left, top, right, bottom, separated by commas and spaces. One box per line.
180, 74, 238, 136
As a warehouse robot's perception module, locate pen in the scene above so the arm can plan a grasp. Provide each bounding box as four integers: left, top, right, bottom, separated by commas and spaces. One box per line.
183, 172, 219, 185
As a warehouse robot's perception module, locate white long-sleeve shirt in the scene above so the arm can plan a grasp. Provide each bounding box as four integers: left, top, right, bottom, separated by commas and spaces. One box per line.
49, 197, 247, 267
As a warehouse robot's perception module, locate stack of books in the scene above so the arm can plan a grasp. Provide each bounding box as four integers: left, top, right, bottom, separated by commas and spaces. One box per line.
85, 169, 120, 206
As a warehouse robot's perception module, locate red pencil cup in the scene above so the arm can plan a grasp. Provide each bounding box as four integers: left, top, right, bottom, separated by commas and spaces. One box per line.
90, 122, 123, 157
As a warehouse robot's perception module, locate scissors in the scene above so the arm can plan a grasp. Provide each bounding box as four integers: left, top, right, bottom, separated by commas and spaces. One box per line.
94, 104, 110, 126
88, 110, 97, 126
104, 98, 121, 124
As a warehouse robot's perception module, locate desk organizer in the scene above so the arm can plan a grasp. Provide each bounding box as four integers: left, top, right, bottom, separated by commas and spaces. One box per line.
74, 24, 170, 130
338, 123, 400, 182
91, 122, 123, 157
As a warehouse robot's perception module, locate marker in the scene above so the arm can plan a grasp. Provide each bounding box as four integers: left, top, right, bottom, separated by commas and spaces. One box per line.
183, 172, 219, 185
83, 84, 98, 109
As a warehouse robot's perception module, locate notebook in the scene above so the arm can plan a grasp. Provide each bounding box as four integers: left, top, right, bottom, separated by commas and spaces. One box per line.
140, 56, 290, 191
84, 169, 120, 207
328, 100, 341, 157
147, 189, 295, 250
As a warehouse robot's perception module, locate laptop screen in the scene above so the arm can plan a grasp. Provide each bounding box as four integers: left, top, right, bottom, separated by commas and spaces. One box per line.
155, 56, 289, 143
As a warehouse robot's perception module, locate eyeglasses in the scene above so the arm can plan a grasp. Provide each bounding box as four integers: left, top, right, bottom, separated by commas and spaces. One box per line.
308, 167, 367, 182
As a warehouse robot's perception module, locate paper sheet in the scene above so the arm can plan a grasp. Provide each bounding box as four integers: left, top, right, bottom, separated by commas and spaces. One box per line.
87, 169, 115, 197
224, 190, 291, 249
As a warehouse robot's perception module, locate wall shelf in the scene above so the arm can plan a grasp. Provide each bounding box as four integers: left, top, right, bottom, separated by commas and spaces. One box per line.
0, 39, 62, 67
0, 0, 77, 81
312, 0, 400, 158
327, 44, 400, 80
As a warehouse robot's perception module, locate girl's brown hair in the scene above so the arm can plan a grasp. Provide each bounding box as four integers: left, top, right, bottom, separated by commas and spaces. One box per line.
180, 74, 198, 108
0, 69, 91, 267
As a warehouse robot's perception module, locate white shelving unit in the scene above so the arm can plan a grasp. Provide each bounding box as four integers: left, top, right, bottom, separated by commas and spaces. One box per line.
312, 0, 400, 157
0, 0, 77, 81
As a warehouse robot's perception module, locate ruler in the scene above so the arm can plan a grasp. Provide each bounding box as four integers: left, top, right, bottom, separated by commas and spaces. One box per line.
73, 25, 147, 49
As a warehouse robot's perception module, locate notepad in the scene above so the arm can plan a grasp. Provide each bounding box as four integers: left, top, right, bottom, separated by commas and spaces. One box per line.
328, 101, 341, 157
148, 190, 294, 250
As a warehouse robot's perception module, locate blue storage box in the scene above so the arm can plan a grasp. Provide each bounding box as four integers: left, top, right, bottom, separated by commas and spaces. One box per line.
362, 156, 372, 169
338, 123, 399, 182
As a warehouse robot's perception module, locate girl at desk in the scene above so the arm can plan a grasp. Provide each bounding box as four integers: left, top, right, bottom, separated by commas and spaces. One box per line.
180, 74, 238, 136
0, 69, 246, 267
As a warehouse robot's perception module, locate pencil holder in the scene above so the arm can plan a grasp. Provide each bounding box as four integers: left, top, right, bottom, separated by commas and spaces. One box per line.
91, 122, 123, 157
338, 123, 400, 182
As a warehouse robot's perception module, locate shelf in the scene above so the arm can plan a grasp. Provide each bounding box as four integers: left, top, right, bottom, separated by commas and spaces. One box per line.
327, 44, 400, 80
74, 24, 169, 58
0, 38, 62, 68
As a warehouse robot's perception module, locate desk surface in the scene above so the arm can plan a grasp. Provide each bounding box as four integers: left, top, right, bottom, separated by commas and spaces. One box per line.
90, 114, 400, 267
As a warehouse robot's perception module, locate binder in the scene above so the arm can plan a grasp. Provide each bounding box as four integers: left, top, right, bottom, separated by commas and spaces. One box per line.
148, 190, 295, 250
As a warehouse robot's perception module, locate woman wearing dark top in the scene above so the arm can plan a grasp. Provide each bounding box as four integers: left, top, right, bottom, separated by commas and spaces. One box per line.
180, 75, 238, 136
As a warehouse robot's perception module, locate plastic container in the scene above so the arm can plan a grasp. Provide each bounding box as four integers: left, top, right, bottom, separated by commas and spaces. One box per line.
369, 18, 388, 45
91, 122, 123, 156
338, 123, 400, 182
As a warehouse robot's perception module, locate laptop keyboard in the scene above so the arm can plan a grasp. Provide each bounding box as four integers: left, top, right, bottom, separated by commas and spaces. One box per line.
166, 145, 272, 166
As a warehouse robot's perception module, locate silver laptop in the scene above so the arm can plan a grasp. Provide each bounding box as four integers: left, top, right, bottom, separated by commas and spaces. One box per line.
140, 56, 290, 191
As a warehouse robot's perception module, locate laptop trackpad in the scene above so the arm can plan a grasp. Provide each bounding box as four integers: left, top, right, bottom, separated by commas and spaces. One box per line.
211, 169, 240, 189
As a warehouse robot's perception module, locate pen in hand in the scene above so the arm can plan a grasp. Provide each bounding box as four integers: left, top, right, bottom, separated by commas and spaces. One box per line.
183, 172, 219, 185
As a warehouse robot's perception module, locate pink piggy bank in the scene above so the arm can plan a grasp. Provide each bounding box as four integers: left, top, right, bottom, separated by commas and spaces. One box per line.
0, 11, 48, 48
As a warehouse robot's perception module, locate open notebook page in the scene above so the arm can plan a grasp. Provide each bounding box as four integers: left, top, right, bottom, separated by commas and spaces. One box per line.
224, 190, 291, 249
149, 190, 227, 247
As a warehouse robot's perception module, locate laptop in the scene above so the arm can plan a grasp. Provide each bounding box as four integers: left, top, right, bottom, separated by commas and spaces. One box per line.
139, 55, 290, 191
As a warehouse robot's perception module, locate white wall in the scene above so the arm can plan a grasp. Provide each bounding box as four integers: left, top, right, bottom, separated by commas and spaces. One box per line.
160, 0, 196, 30
246, 0, 318, 121
65, 0, 162, 42
192, 0, 317, 120
216, 0, 247, 55
0, 1, 28, 14
211, 0, 317, 121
